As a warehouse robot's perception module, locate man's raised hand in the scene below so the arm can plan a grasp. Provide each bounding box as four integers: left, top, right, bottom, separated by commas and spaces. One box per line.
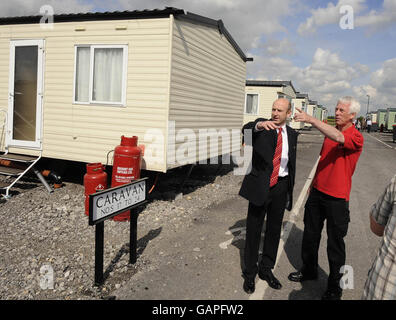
256, 121, 279, 131
293, 107, 310, 123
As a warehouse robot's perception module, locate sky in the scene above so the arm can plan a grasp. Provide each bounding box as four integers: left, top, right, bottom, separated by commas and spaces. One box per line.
1, 0, 396, 116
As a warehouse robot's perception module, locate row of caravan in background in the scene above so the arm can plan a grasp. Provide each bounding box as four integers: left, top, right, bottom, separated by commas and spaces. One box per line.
244, 80, 328, 129
243, 80, 396, 133
367, 108, 396, 132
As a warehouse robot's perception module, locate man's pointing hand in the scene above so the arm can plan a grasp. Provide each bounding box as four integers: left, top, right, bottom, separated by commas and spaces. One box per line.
256, 121, 279, 131
293, 107, 311, 123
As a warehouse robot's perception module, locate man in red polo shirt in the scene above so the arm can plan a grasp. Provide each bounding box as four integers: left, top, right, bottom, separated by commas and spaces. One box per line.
288, 96, 364, 300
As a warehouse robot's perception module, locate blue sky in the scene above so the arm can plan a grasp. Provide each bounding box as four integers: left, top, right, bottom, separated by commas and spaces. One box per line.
1, 0, 396, 116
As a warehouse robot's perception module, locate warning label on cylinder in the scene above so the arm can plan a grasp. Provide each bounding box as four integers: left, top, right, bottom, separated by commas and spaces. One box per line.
114, 175, 135, 183
117, 167, 133, 175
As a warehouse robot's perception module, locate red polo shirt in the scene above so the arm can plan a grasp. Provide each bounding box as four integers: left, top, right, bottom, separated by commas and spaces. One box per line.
313, 125, 364, 201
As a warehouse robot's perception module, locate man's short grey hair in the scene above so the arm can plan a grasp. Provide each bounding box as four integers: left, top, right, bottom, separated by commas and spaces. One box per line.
337, 96, 360, 115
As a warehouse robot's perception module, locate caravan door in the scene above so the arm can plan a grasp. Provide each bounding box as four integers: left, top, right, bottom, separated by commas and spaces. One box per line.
8, 40, 44, 149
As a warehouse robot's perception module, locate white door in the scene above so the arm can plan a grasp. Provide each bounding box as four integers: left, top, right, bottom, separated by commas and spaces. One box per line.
8, 39, 44, 149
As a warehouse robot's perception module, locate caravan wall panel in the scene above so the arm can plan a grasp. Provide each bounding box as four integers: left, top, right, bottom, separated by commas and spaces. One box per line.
168, 18, 246, 169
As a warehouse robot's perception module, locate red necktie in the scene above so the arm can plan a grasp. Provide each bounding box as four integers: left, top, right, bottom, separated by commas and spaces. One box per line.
269, 128, 283, 187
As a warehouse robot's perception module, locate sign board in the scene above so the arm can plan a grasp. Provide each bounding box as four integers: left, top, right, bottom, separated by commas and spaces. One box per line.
88, 177, 148, 225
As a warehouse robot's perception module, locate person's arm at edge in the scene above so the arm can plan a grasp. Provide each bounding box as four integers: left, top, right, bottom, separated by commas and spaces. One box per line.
370, 215, 385, 237
369, 176, 395, 237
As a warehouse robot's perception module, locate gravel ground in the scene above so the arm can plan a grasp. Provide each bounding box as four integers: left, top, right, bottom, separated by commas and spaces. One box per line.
0, 161, 242, 300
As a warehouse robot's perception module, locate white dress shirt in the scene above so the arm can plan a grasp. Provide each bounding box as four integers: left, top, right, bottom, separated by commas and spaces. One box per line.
278, 124, 289, 177
254, 122, 289, 177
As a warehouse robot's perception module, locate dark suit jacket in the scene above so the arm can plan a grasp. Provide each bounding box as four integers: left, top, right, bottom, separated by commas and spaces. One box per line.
239, 119, 298, 211
241, 117, 267, 146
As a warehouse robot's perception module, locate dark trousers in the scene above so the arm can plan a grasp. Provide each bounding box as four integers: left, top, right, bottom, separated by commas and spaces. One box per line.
243, 177, 288, 279
301, 188, 350, 292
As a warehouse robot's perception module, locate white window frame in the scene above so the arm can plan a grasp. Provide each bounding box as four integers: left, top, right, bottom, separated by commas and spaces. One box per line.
73, 44, 128, 106
8, 39, 45, 149
244, 93, 260, 115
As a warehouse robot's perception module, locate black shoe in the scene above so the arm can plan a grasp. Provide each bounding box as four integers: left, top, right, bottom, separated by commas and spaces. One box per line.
258, 269, 282, 290
288, 270, 318, 282
243, 278, 255, 294
321, 289, 342, 300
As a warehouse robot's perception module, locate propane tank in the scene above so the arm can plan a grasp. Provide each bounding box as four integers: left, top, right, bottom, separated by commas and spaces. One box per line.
84, 163, 107, 216
111, 135, 142, 221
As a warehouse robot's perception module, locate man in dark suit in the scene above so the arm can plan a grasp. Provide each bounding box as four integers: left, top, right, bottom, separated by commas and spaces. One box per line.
239, 98, 298, 294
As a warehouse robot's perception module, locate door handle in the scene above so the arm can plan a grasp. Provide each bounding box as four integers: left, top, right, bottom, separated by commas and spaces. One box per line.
9, 92, 22, 98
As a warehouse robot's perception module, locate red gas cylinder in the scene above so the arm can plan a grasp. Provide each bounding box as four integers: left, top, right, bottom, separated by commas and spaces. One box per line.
84, 163, 107, 216
111, 135, 142, 221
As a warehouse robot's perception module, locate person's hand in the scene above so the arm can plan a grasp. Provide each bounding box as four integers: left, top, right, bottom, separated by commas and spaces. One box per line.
293, 107, 311, 123
256, 121, 279, 131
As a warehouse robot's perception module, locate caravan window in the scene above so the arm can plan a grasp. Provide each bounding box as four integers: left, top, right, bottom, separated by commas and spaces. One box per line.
74, 45, 128, 106
245, 94, 259, 115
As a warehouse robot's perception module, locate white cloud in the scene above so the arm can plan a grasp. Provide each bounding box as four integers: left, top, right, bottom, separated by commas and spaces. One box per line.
351, 58, 396, 113
355, 58, 396, 110
0, 0, 93, 17
298, 0, 396, 35
248, 47, 370, 114
355, 0, 396, 31
248, 55, 299, 81
321, 93, 335, 103
353, 85, 375, 97
297, 0, 366, 35
99, 0, 299, 52
298, 1, 339, 35
0, 0, 300, 53
260, 38, 296, 56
